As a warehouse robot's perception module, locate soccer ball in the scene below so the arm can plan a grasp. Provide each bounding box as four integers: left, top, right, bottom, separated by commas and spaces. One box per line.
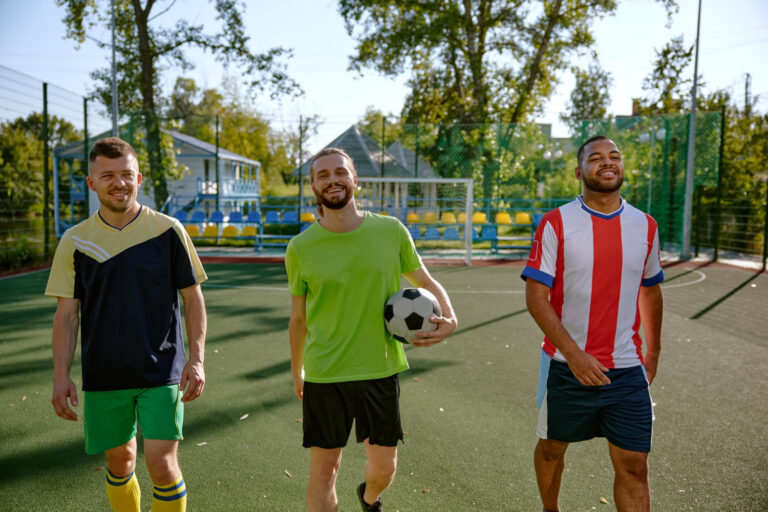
384, 288, 442, 344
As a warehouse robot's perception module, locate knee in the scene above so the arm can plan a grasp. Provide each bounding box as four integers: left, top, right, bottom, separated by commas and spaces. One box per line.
145, 453, 180, 485
105, 446, 137, 476
616, 458, 649, 482
314, 458, 342, 483
368, 457, 397, 481
536, 439, 568, 462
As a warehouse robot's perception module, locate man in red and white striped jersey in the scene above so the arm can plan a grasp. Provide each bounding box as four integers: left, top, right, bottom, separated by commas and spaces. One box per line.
522, 135, 664, 512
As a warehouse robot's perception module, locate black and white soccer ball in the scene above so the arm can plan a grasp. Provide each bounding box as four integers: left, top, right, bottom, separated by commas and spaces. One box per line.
384, 287, 442, 344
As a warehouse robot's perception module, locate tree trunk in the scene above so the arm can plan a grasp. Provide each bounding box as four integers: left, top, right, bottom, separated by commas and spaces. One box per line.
131, 0, 167, 209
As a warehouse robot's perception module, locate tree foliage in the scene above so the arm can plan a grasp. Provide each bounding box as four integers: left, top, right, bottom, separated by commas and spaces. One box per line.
561, 62, 613, 130
639, 35, 696, 115
57, 0, 301, 208
339, 0, 677, 126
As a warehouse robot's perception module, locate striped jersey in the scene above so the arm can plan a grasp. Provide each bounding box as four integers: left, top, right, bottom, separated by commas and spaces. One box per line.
45, 206, 207, 391
521, 196, 664, 369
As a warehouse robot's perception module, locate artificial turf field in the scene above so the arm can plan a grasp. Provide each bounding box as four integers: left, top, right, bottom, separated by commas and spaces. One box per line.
0, 261, 766, 511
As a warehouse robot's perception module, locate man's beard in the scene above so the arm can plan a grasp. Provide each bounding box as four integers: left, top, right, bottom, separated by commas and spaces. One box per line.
314, 183, 353, 210
582, 171, 624, 193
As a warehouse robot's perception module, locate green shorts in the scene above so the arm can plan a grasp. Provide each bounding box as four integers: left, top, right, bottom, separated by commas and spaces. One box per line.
83, 385, 184, 455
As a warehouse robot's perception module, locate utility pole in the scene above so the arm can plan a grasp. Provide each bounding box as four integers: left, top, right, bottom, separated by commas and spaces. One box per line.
745, 73, 752, 117
681, 0, 702, 260
111, 0, 119, 136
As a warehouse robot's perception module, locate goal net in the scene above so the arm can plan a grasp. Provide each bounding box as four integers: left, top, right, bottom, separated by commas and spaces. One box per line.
356, 177, 474, 265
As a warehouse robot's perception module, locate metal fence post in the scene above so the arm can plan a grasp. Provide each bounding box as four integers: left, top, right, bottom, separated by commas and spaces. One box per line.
713, 105, 725, 261
43, 82, 50, 259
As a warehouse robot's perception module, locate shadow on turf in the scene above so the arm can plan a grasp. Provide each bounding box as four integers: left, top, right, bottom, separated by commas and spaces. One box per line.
690, 271, 763, 320
243, 357, 457, 382
0, 304, 58, 340
0, 438, 93, 484
451, 308, 528, 336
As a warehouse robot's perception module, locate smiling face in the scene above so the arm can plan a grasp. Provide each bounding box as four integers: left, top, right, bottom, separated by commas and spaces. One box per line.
310, 153, 357, 210
87, 154, 142, 214
576, 138, 624, 193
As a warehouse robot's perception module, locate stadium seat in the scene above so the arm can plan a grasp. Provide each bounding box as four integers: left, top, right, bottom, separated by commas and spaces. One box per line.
173, 210, 187, 223
228, 211, 243, 223
209, 210, 224, 223
185, 224, 200, 237
532, 213, 544, 226
457, 212, 467, 223
424, 226, 440, 240
472, 212, 488, 224
515, 212, 532, 225
406, 212, 421, 224
480, 225, 498, 241
202, 225, 219, 238
378, 211, 389, 216
444, 227, 460, 240
246, 211, 261, 224
441, 212, 457, 224
282, 211, 298, 224
495, 212, 512, 225
300, 223, 312, 232
408, 226, 422, 240
300, 212, 316, 223
222, 225, 238, 238
423, 212, 438, 224
190, 210, 206, 223
264, 211, 280, 223
241, 225, 257, 237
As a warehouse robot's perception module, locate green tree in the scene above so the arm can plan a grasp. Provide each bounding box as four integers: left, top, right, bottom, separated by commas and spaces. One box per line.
0, 114, 81, 215
340, 0, 677, 125
357, 107, 403, 148
561, 62, 613, 130
639, 35, 696, 114
57, 0, 301, 208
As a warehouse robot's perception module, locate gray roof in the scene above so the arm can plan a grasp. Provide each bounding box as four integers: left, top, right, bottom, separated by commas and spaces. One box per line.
292, 125, 418, 178
53, 129, 260, 167
386, 141, 438, 178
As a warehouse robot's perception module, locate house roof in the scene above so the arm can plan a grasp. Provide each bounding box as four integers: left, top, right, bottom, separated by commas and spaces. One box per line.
53, 129, 260, 167
292, 125, 436, 178
386, 141, 438, 178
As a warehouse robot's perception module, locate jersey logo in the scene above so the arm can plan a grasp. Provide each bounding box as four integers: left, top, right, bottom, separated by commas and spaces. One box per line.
529, 239, 539, 261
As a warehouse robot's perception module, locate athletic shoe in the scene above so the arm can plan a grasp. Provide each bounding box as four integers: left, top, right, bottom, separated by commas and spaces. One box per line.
357, 482, 382, 512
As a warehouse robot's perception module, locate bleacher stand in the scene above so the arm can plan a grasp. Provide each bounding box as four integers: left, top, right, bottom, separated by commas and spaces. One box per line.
209, 210, 224, 224
444, 227, 460, 241
264, 211, 280, 224
185, 225, 199, 238
424, 226, 440, 240
222, 226, 238, 238
246, 211, 261, 224
190, 210, 206, 224
173, 210, 187, 223
423, 212, 438, 224
408, 226, 421, 240
228, 211, 243, 223
282, 211, 298, 224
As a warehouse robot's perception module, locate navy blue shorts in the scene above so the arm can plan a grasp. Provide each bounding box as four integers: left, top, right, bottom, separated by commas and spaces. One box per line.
302, 374, 403, 449
537, 352, 654, 453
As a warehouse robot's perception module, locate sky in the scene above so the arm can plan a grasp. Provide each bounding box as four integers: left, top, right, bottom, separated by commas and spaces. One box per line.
1, 0, 767, 152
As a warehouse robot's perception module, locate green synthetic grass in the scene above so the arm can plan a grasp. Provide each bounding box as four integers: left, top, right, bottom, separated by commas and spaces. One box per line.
0, 263, 767, 511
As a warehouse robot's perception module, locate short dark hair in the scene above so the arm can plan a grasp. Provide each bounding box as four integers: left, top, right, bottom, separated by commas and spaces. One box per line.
309, 147, 355, 179
576, 135, 613, 167
89, 137, 137, 164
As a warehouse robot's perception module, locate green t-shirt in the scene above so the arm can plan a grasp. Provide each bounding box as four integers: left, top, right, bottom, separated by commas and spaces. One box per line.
285, 211, 423, 383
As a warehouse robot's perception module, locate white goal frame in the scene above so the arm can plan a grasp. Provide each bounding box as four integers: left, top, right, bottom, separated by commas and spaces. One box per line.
357, 177, 474, 266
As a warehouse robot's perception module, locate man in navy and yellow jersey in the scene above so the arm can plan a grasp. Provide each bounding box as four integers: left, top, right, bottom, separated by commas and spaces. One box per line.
286, 148, 458, 512
45, 137, 207, 512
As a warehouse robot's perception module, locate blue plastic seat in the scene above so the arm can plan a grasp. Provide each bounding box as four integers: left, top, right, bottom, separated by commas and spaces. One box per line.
444, 227, 460, 240
532, 212, 544, 227
228, 211, 243, 223
408, 226, 422, 240
424, 226, 440, 240
172, 210, 187, 223
480, 225, 498, 241
246, 211, 261, 223
190, 210, 206, 223
282, 211, 298, 224
209, 210, 224, 223
264, 211, 280, 223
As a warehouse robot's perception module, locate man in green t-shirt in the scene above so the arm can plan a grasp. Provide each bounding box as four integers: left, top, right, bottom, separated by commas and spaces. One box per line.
286, 148, 457, 512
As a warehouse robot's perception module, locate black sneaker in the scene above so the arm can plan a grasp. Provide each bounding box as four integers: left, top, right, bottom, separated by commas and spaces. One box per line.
356, 482, 382, 512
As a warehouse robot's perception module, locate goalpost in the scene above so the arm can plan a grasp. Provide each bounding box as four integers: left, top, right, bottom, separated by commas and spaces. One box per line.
356, 177, 474, 266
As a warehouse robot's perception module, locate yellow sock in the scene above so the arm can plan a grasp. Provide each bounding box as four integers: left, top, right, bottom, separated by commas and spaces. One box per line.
105, 470, 141, 512
151, 473, 187, 512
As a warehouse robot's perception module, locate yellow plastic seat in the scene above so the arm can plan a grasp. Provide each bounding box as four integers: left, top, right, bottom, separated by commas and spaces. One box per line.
423, 212, 438, 224
222, 225, 238, 238
495, 212, 513, 225
300, 212, 316, 223
406, 213, 421, 224
441, 212, 457, 224
515, 212, 532, 225
457, 212, 467, 223
472, 212, 488, 224
241, 226, 257, 237
202, 225, 219, 237
378, 211, 389, 216
185, 225, 200, 237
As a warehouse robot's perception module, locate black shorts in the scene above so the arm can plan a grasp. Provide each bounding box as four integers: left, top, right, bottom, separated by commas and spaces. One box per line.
302, 374, 403, 449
